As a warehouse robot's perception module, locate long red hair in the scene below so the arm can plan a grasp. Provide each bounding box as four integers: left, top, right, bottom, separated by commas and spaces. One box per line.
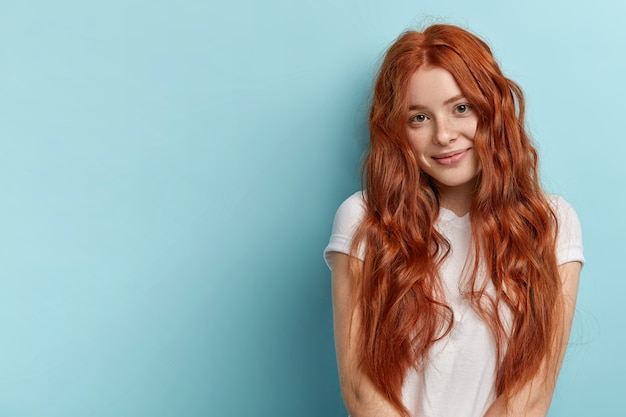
350, 24, 562, 415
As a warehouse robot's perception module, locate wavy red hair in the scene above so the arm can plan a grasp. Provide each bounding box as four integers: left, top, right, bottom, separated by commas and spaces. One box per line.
350, 24, 562, 415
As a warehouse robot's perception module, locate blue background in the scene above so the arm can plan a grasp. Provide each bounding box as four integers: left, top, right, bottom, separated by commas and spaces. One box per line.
0, 1, 622, 416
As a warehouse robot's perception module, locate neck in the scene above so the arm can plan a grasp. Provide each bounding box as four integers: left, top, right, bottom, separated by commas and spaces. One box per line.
436, 179, 478, 217
439, 196, 471, 217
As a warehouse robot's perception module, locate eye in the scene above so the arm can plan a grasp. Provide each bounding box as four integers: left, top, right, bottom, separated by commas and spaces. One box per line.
455, 104, 470, 114
410, 114, 428, 123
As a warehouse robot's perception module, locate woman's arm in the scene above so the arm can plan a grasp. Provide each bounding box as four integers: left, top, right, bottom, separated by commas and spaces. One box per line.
331, 252, 403, 417
483, 261, 582, 417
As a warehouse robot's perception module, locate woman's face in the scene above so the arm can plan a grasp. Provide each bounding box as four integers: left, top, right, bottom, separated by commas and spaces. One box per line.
405, 66, 480, 203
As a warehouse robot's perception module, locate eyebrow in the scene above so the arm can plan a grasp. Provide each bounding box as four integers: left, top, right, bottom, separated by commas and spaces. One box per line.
408, 94, 467, 111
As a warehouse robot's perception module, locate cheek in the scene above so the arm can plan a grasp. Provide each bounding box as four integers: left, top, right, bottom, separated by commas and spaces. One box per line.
406, 132, 430, 154
465, 118, 479, 139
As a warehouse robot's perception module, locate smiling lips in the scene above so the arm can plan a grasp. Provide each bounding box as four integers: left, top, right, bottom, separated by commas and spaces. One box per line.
432, 148, 471, 165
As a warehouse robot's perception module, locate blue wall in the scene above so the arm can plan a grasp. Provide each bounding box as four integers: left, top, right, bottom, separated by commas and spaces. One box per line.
0, 1, 622, 416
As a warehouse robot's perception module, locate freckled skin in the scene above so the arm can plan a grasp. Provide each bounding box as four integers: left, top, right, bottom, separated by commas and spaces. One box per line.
406, 66, 481, 213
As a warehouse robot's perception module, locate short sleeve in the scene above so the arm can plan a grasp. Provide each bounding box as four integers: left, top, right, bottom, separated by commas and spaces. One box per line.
549, 195, 585, 266
323, 192, 366, 270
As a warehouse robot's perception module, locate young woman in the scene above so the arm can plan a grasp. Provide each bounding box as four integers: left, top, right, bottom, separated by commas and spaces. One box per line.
324, 24, 584, 417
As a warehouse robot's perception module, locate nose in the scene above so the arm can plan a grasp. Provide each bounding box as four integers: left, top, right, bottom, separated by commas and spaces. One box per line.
433, 117, 457, 146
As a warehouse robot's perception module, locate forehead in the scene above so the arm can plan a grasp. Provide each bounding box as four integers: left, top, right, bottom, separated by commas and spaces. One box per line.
407, 66, 463, 106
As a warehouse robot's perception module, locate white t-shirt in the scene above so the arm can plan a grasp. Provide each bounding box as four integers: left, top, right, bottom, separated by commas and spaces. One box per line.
324, 191, 584, 417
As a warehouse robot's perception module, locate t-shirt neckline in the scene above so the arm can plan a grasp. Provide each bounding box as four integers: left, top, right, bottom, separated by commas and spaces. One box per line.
438, 207, 470, 226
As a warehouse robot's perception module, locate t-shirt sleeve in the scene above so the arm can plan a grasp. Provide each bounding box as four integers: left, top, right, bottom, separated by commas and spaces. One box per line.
549, 195, 585, 266
323, 192, 366, 270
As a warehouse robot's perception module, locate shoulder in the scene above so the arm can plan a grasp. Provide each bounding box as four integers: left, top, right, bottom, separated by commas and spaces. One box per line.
546, 194, 581, 232
332, 191, 366, 232
546, 194, 575, 215
546, 194, 585, 266
323, 191, 367, 269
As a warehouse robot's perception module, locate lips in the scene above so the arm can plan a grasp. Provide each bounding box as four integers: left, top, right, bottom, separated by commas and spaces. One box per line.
432, 148, 470, 165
